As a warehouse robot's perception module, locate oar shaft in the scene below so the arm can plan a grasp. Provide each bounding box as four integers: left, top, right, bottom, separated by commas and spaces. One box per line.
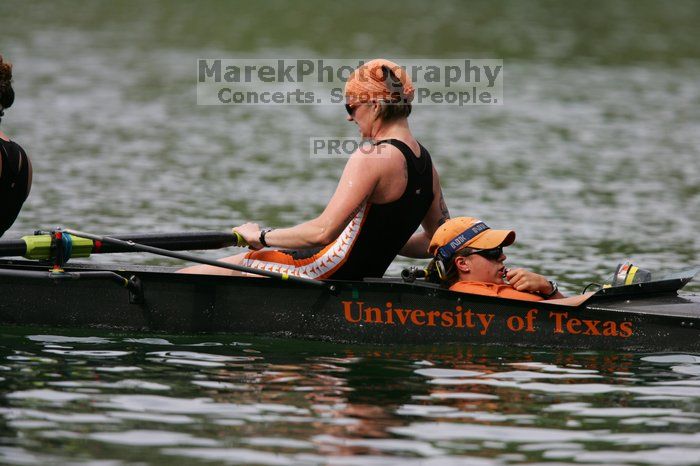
0, 239, 27, 258
0, 231, 242, 258
102, 232, 239, 253
63, 229, 326, 288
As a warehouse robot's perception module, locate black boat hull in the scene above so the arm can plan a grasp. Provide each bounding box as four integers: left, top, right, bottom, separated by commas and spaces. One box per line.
1, 260, 699, 351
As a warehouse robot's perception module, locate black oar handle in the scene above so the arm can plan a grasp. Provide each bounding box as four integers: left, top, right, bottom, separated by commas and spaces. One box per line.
64, 229, 326, 288
100, 231, 241, 253
0, 239, 26, 257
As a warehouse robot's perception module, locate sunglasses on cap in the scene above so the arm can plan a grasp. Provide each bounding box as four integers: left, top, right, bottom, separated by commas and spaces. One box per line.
463, 247, 504, 261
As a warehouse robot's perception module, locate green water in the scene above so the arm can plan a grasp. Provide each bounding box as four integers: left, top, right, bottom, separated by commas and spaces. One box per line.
2, 0, 700, 463
2, 330, 700, 465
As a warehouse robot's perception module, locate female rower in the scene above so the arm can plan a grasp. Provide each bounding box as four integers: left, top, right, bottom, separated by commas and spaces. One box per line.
181, 58, 450, 279
0, 54, 32, 238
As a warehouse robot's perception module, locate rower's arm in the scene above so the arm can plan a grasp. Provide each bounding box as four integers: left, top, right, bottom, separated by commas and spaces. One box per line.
544, 292, 594, 306
399, 231, 431, 258
25, 152, 33, 197
399, 165, 449, 258
242, 151, 381, 249
507, 269, 565, 299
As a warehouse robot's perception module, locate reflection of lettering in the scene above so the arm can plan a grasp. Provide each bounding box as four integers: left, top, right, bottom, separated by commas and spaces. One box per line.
549, 311, 633, 338
342, 301, 495, 335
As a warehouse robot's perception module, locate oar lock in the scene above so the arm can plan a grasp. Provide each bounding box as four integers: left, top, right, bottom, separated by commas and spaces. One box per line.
22, 229, 141, 296
25, 228, 94, 270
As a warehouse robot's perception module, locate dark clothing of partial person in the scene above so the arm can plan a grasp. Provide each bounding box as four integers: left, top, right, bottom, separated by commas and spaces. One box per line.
0, 138, 31, 237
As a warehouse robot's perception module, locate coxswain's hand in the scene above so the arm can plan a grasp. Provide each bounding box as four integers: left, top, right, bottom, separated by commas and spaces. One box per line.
505, 268, 551, 295
232, 222, 263, 250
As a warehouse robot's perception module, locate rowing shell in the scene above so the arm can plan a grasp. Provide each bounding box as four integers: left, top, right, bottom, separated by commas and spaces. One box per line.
0, 259, 698, 351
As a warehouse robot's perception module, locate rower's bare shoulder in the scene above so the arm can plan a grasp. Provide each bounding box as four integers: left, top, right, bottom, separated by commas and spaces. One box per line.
349, 141, 397, 157
348, 142, 403, 168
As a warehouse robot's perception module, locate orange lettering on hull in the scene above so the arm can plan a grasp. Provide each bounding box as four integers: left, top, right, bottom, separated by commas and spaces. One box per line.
549, 311, 633, 339
341, 302, 633, 339
340, 301, 494, 334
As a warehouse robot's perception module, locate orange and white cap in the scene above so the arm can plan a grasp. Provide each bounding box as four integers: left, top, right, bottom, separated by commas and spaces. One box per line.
428, 217, 515, 261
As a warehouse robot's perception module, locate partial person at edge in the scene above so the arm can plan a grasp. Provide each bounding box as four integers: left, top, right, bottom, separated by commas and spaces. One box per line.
0, 54, 32, 238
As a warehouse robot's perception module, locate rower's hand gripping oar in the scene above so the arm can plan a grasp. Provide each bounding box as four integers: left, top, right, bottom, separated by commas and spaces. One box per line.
63, 228, 327, 288
231, 230, 248, 248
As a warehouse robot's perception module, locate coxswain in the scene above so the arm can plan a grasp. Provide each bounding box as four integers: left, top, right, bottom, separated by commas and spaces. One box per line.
428, 217, 566, 301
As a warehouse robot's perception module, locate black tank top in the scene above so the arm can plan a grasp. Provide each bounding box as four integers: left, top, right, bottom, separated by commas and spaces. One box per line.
330, 139, 434, 280
0, 138, 31, 237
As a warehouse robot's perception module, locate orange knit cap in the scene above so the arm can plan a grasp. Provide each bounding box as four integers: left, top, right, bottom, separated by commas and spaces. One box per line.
344, 59, 415, 104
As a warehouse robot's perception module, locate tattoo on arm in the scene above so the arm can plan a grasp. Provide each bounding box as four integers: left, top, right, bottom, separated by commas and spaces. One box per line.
438, 189, 450, 226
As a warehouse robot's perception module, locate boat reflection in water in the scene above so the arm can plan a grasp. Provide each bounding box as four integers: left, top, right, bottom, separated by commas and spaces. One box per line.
3, 330, 698, 464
